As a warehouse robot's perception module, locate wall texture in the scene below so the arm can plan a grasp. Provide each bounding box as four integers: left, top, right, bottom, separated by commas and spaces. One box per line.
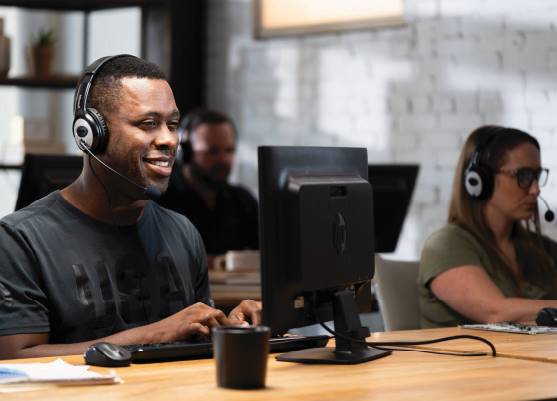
206, 0, 557, 259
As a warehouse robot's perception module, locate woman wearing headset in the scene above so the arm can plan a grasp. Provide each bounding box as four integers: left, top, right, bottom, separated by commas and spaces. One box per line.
418, 125, 557, 328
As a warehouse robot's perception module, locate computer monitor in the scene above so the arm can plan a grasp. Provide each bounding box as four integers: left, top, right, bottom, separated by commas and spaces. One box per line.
368, 164, 419, 253
15, 154, 83, 211
258, 146, 391, 364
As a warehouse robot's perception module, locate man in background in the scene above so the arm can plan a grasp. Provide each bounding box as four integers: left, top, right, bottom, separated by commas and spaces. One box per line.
159, 109, 259, 259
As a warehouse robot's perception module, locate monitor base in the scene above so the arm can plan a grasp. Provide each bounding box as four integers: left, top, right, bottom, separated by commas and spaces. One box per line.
276, 346, 391, 365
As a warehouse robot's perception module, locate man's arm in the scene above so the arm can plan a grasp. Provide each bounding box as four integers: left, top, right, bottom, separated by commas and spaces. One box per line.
0, 302, 234, 360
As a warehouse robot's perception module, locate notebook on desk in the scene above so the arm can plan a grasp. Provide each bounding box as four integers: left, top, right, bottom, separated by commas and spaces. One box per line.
123, 334, 331, 362
461, 322, 557, 335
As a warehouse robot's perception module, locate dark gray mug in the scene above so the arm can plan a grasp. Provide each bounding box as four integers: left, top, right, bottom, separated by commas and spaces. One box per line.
213, 325, 270, 389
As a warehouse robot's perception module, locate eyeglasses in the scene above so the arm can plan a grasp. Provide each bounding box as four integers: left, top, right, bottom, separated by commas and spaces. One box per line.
497, 167, 549, 189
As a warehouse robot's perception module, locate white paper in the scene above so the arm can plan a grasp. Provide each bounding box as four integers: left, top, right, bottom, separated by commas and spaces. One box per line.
0, 359, 120, 385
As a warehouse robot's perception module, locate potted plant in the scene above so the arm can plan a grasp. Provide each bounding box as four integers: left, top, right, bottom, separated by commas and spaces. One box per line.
27, 27, 55, 78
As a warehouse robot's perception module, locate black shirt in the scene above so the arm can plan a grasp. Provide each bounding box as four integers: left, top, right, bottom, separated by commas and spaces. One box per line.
0, 191, 210, 343
159, 168, 259, 255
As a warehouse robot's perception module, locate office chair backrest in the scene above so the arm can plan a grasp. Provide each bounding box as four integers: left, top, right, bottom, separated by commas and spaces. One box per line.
373, 254, 420, 331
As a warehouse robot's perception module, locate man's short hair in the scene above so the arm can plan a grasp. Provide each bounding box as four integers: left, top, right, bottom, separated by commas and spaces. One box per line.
77, 55, 167, 116
179, 108, 237, 143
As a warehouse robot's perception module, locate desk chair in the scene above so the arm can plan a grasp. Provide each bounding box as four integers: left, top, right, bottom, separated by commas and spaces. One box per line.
373, 255, 420, 331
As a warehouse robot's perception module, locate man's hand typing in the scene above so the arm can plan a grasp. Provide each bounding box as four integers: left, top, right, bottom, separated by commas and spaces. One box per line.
228, 300, 262, 326
146, 302, 233, 343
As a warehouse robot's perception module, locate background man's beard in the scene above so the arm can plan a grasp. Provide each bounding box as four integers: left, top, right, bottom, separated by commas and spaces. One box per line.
190, 162, 229, 189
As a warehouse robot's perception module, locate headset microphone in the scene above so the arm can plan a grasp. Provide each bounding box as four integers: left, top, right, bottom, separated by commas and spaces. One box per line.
80, 140, 162, 200
538, 195, 555, 223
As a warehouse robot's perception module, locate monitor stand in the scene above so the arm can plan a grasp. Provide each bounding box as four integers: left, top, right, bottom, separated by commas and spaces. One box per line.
276, 289, 391, 364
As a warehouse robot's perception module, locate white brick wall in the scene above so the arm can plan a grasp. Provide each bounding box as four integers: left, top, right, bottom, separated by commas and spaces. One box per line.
206, 0, 557, 260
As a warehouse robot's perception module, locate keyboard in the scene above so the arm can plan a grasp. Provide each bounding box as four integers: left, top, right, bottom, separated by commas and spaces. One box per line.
460, 322, 557, 335
123, 334, 331, 362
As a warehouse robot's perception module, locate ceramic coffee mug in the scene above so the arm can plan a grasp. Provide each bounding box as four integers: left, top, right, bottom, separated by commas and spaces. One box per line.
213, 325, 270, 389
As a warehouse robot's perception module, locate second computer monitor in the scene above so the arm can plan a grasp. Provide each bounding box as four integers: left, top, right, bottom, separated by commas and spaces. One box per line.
15, 154, 83, 211
368, 164, 419, 253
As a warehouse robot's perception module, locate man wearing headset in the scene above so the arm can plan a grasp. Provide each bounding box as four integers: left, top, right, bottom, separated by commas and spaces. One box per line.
0, 55, 260, 359
158, 109, 258, 260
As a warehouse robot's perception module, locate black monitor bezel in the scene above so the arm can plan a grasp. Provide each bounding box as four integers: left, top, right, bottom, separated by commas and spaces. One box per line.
15, 153, 83, 211
368, 164, 419, 253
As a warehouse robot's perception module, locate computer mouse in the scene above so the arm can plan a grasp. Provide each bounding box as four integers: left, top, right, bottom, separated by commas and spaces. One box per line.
84, 342, 132, 367
535, 307, 557, 327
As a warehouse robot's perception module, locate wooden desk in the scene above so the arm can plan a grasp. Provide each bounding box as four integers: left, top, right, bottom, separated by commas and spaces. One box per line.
371, 327, 557, 363
4, 343, 557, 401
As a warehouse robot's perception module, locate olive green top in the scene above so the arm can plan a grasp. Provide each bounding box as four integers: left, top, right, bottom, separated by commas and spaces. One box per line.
418, 224, 557, 328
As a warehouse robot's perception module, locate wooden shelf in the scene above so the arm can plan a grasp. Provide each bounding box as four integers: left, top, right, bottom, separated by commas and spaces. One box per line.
0, 75, 79, 89
0, 164, 22, 170
0, 0, 169, 11
0, 1, 206, 129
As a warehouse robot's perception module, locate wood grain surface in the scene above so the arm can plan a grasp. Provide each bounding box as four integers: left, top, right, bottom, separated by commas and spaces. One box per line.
3, 330, 557, 401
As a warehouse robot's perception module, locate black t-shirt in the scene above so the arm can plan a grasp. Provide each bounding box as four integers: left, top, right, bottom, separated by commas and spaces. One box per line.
0, 191, 210, 343
159, 168, 258, 255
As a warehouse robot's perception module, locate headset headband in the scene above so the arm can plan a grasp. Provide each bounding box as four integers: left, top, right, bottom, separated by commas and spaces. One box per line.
469, 127, 505, 168
73, 54, 135, 114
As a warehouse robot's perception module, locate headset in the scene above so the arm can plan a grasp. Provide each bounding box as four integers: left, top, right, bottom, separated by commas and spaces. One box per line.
71, 54, 161, 200
463, 127, 505, 200
72, 54, 138, 154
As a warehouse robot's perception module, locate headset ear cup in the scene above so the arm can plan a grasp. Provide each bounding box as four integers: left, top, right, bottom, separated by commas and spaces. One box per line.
73, 110, 94, 152
464, 165, 493, 200
476, 165, 494, 200
88, 108, 109, 154
465, 167, 483, 199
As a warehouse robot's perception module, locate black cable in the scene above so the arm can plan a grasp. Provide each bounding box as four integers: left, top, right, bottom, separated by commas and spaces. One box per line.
371, 344, 489, 357
88, 156, 116, 226
308, 293, 497, 357
316, 318, 496, 357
